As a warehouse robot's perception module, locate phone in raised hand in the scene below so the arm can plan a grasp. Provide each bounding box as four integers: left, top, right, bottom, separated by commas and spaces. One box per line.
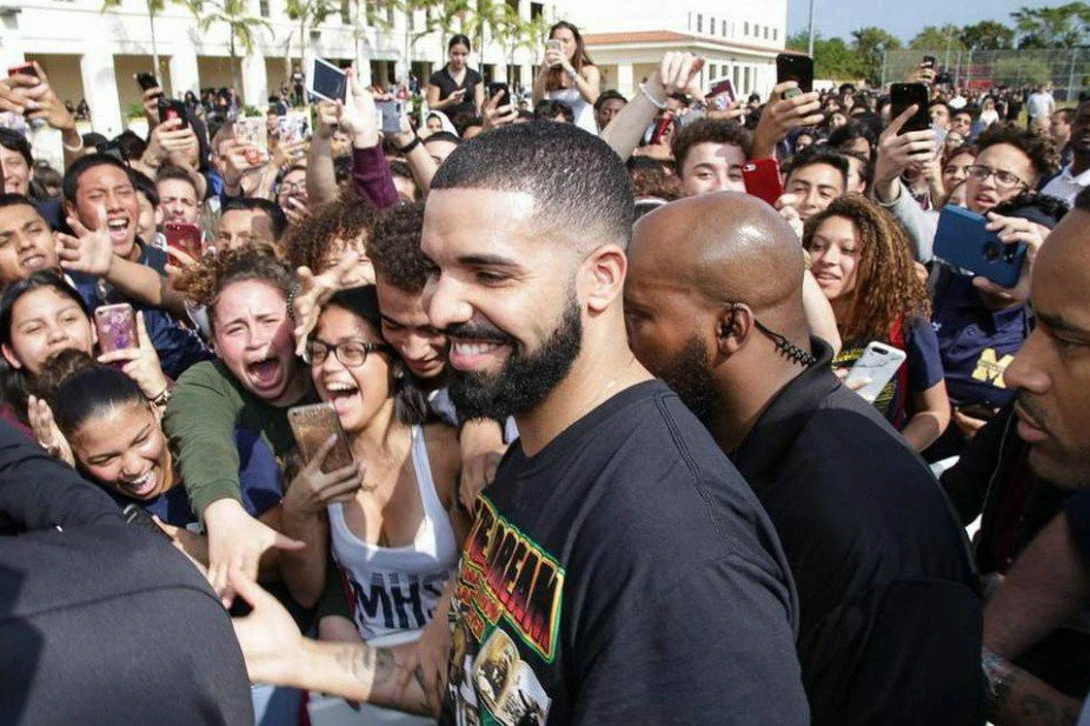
309, 57, 347, 103
288, 403, 355, 474
845, 342, 907, 404
890, 83, 930, 133
776, 54, 813, 97
94, 303, 138, 354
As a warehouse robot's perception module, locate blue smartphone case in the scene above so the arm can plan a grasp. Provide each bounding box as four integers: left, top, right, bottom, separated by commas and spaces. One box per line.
933, 206, 1026, 289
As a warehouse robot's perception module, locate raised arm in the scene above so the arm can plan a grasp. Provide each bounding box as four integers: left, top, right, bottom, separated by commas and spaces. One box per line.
306, 100, 342, 205
600, 52, 705, 161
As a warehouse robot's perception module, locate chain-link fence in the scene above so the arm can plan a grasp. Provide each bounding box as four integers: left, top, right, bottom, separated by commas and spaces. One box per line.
883, 49, 1090, 101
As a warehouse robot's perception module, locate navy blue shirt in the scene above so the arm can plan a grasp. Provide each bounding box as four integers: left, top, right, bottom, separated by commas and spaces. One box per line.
70, 241, 212, 380
834, 316, 945, 426
105, 427, 283, 528
33, 198, 63, 230
932, 273, 1028, 409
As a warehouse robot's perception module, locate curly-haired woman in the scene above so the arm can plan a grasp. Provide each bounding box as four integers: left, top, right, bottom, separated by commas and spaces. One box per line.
803, 194, 951, 451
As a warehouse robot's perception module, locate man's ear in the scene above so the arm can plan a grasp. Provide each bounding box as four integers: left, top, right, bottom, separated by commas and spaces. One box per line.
715, 304, 754, 358
62, 200, 77, 223
580, 244, 627, 315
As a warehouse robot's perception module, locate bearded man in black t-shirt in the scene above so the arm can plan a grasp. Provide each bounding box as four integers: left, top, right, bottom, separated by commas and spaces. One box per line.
229, 122, 809, 724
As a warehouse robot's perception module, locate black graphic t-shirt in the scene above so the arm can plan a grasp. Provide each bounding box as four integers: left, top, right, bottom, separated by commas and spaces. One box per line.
440, 381, 809, 725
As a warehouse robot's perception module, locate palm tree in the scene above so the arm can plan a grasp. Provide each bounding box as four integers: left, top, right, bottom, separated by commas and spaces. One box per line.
284, 0, 334, 75
184, 0, 272, 93
102, 0, 168, 91
461, 0, 501, 77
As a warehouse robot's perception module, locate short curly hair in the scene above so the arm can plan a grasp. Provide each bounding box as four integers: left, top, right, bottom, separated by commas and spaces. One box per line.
176, 245, 294, 327
975, 123, 1060, 182
368, 201, 429, 293
283, 188, 381, 274
671, 118, 751, 176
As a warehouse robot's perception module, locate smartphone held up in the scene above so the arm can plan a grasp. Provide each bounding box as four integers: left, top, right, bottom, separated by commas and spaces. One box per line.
288, 403, 355, 474
776, 53, 813, 98
94, 303, 138, 355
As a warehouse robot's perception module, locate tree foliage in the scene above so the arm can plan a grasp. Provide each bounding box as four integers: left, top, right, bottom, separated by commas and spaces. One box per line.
909, 25, 965, 51
959, 20, 1015, 50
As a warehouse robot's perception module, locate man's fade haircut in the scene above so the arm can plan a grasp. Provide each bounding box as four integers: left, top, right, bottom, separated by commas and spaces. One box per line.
222, 196, 288, 241
62, 153, 133, 204
429, 122, 635, 250
783, 144, 851, 189
368, 201, 429, 293
671, 118, 752, 176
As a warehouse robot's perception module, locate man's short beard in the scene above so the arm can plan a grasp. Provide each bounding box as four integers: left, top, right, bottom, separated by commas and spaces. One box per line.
658, 334, 721, 429
448, 293, 583, 421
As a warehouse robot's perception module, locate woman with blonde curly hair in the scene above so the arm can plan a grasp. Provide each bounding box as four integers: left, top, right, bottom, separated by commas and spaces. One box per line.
803, 194, 950, 451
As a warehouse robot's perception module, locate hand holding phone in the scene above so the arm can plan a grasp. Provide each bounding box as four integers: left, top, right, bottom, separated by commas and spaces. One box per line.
164, 222, 202, 258
156, 98, 189, 129
934, 206, 1030, 290
776, 54, 813, 97
7, 64, 38, 81
742, 159, 783, 206
288, 403, 355, 474
890, 83, 930, 134
844, 342, 907, 404
309, 57, 347, 103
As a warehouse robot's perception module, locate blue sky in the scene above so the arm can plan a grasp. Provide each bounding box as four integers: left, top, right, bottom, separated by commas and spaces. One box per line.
786, 0, 1057, 43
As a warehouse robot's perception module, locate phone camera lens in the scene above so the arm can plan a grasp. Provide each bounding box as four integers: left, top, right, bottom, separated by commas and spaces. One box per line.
984, 243, 1000, 262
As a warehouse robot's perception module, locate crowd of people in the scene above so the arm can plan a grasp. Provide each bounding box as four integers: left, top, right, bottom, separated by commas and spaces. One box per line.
2, 17, 1090, 726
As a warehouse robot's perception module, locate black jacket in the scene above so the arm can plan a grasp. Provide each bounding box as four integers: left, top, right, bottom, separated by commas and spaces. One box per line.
732, 339, 983, 725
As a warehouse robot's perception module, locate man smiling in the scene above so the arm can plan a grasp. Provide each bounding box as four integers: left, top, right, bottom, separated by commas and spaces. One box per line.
227, 120, 808, 725
0, 194, 58, 284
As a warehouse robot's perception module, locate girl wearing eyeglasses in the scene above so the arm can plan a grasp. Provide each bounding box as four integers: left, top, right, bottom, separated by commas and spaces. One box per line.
291, 285, 467, 724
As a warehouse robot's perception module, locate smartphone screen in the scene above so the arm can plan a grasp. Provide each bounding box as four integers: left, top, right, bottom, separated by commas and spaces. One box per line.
922, 55, 937, 70
487, 83, 510, 102
310, 58, 347, 102
95, 303, 138, 354
890, 83, 931, 133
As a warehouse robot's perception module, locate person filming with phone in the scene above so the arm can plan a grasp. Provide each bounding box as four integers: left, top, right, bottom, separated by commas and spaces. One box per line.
426, 35, 483, 121
532, 21, 600, 135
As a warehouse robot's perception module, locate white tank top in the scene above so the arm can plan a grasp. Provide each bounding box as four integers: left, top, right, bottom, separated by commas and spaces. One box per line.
329, 425, 458, 643
547, 85, 597, 134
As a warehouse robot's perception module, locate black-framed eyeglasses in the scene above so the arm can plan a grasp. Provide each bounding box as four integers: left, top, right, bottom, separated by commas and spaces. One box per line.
303, 338, 393, 367
966, 164, 1027, 191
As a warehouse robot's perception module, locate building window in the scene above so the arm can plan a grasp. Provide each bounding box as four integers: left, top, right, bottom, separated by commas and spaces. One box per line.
722, 20, 727, 36
763, 26, 769, 39
697, 14, 703, 33
530, 2, 543, 19
709, 17, 714, 35
259, 0, 269, 16
773, 28, 778, 41
341, 0, 350, 24
744, 21, 749, 35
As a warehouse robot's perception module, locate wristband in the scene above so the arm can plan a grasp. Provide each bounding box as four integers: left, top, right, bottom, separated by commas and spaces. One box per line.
639, 84, 668, 110
396, 134, 421, 155
62, 138, 84, 153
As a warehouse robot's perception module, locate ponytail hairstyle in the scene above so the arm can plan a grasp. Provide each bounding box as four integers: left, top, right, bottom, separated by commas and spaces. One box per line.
36, 350, 147, 441
545, 21, 594, 93
0, 271, 93, 423
321, 285, 429, 426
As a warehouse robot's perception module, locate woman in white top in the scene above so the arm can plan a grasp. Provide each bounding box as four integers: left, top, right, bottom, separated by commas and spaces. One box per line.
279, 285, 469, 722
532, 21, 601, 134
